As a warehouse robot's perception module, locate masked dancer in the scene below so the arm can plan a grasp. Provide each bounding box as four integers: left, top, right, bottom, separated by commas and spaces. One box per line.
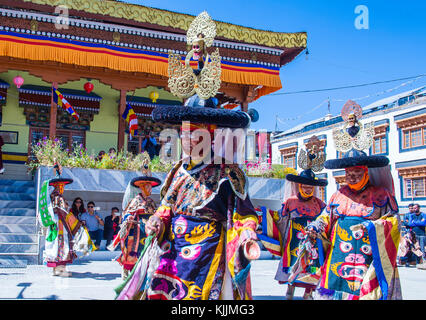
306, 100, 401, 300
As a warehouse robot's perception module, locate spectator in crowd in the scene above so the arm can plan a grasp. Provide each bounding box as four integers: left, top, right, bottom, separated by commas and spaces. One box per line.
70, 197, 86, 220
141, 131, 158, 160
80, 201, 104, 247
404, 203, 426, 266
0, 135, 4, 174
398, 229, 423, 267
108, 147, 117, 157
104, 207, 121, 247
96, 150, 106, 161
163, 136, 172, 159
403, 203, 415, 223
401, 203, 415, 235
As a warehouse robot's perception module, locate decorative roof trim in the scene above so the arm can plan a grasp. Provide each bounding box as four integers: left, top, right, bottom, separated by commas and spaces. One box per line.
17, 1, 307, 49
278, 141, 298, 150
332, 169, 346, 177
395, 113, 426, 130
394, 107, 426, 121
19, 100, 99, 112
397, 166, 426, 178
0, 7, 287, 56
395, 159, 426, 169
18, 85, 102, 101
303, 134, 327, 143
0, 79, 10, 88
0, 23, 282, 68
126, 96, 182, 107
317, 172, 328, 179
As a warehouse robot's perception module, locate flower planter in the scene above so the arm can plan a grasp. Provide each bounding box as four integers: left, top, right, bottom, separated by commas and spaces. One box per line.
35, 166, 285, 210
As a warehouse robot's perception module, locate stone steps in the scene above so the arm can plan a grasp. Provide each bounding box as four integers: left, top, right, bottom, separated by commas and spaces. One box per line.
0, 164, 33, 181
0, 223, 37, 234
0, 177, 39, 267
0, 216, 36, 224
0, 256, 29, 268
0, 233, 38, 242
0, 192, 36, 201
0, 184, 35, 194
0, 254, 39, 267
0, 208, 36, 217
0, 178, 34, 186
0, 243, 39, 254
0, 200, 36, 209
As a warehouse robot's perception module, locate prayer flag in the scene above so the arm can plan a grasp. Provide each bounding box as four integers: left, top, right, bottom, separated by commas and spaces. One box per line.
122, 103, 138, 139
52, 87, 80, 120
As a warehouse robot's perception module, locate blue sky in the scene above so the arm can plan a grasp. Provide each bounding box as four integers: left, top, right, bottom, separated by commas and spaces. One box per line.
124, 0, 426, 131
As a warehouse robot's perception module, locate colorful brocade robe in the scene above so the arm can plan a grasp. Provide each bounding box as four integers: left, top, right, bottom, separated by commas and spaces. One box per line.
44, 192, 95, 267
308, 184, 402, 300
143, 159, 258, 300
272, 195, 325, 288
117, 194, 157, 271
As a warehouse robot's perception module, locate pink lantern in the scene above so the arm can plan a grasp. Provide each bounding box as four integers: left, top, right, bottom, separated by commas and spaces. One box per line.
13, 75, 24, 89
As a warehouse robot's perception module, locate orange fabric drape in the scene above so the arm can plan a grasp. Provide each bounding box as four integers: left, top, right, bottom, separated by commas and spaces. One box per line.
0, 33, 282, 99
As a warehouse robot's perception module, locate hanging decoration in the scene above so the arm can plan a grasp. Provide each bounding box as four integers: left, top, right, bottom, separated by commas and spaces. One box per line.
13, 75, 24, 89
149, 91, 159, 103
84, 81, 94, 94
122, 103, 138, 140
53, 87, 80, 121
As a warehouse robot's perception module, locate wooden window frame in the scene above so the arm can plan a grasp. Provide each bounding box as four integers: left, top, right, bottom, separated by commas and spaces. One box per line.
402, 126, 426, 149
28, 127, 86, 155
282, 154, 296, 169
404, 177, 426, 199
318, 186, 326, 203
372, 135, 387, 155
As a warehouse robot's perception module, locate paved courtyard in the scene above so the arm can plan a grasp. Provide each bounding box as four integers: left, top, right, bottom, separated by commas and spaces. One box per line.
0, 253, 425, 300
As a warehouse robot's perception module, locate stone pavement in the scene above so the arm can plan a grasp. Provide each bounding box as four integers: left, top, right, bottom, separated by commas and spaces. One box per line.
0, 253, 425, 300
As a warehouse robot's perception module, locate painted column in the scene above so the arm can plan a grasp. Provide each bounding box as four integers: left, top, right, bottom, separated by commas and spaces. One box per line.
241, 101, 249, 112
49, 82, 58, 139
117, 89, 126, 151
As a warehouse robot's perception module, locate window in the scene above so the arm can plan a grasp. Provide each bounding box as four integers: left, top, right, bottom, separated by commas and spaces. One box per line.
127, 133, 161, 158
282, 154, 296, 169
29, 127, 86, 157
372, 135, 387, 155
402, 126, 426, 149
279, 144, 297, 169
404, 177, 426, 198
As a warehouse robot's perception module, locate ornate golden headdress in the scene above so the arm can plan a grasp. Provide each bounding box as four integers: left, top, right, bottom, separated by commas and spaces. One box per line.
298, 135, 326, 172
168, 11, 221, 101
186, 11, 216, 48
332, 100, 374, 153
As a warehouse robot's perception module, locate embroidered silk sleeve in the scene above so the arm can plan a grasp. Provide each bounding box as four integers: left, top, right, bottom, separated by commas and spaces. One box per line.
308, 192, 337, 235
234, 194, 259, 244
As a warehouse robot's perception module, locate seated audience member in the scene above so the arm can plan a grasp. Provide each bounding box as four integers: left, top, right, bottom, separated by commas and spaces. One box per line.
80, 201, 104, 247
104, 207, 121, 247
96, 150, 106, 161
70, 197, 86, 220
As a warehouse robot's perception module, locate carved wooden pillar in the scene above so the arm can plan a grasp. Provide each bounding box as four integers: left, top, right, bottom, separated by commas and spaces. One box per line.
240, 85, 257, 112
49, 82, 58, 139
241, 101, 249, 112
117, 89, 127, 151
